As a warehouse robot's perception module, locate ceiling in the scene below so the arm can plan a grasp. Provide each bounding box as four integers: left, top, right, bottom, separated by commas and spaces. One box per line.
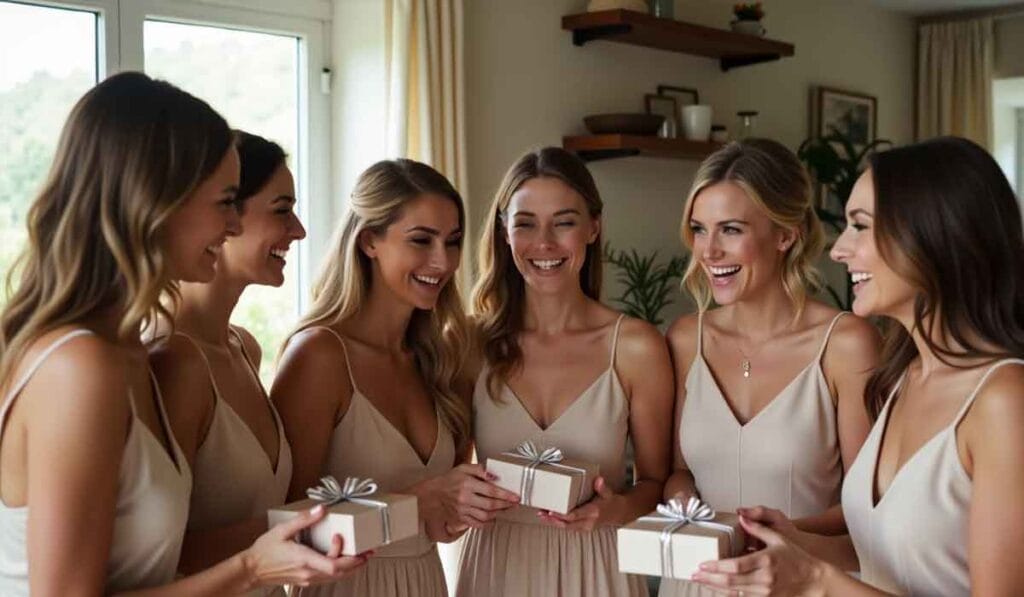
870, 0, 1023, 15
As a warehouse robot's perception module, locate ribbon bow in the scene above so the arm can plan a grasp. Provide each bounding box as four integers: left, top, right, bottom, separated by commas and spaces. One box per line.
502, 441, 586, 507
638, 496, 736, 578
306, 476, 393, 544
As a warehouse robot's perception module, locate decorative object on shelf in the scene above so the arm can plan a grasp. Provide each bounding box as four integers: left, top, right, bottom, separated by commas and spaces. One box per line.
797, 129, 892, 309
710, 124, 729, 144
811, 86, 877, 146
656, 84, 699, 130
587, 0, 649, 13
583, 113, 665, 136
645, 93, 679, 138
681, 105, 713, 141
561, 10, 795, 71
736, 110, 758, 139
650, 0, 674, 19
730, 2, 765, 36
603, 243, 688, 327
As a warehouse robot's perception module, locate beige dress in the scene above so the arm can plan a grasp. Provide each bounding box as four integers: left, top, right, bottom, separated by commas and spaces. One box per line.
0, 329, 192, 595
457, 314, 649, 597
298, 328, 454, 597
175, 330, 293, 597
661, 312, 847, 596
842, 358, 1024, 596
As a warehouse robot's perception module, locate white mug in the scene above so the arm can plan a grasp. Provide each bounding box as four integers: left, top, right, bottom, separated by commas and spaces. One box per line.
681, 105, 713, 141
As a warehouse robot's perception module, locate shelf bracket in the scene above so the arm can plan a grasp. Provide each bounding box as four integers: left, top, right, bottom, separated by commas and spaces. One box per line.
720, 54, 780, 71
572, 24, 633, 46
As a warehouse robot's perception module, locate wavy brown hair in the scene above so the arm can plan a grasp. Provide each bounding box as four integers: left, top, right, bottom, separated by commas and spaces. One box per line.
680, 138, 824, 320
863, 137, 1024, 419
471, 147, 603, 402
0, 72, 232, 387
288, 159, 471, 452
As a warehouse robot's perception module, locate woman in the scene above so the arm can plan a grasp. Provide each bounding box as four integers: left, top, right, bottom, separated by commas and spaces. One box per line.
456, 146, 674, 597
661, 138, 879, 596
0, 72, 364, 595
272, 158, 519, 597
693, 136, 1024, 595
148, 131, 306, 591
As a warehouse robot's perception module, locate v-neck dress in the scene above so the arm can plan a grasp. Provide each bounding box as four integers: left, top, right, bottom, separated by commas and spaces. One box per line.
0, 329, 192, 595
456, 314, 649, 597
842, 358, 1024, 596
172, 331, 292, 596
661, 312, 847, 597
297, 328, 455, 597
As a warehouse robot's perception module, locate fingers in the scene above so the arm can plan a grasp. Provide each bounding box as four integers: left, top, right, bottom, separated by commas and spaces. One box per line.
738, 515, 784, 547
324, 533, 343, 558
461, 480, 519, 509
737, 505, 787, 526
456, 463, 494, 481
457, 506, 498, 527
472, 479, 520, 503
699, 553, 763, 575
275, 504, 327, 539
592, 476, 614, 498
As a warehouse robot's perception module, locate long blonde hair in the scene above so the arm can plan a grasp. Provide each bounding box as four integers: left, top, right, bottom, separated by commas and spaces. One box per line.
680, 138, 823, 319
289, 159, 470, 452
0, 72, 232, 386
472, 147, 604, 402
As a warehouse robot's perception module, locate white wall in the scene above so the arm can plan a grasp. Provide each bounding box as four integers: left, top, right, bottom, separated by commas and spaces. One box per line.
463, 0, 915, 323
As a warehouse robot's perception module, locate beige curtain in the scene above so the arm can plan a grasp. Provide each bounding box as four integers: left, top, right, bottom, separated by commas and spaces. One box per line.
385, 0, 468, 194
917, 17, 994, 146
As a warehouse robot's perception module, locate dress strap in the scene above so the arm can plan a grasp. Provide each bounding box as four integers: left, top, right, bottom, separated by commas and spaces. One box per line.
310, 326, 360, 394
815, 312, 849, 362
609, 314, 627, 369
171, 332, 222, 405
952, 358, 1024, 427
228, 326, 267, 395
0, 329, 95, 425
696, 311, 705, 357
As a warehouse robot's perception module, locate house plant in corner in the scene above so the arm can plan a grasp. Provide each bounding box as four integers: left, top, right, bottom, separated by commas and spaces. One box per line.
603, 243, 688, 328
730, 2, 765, 36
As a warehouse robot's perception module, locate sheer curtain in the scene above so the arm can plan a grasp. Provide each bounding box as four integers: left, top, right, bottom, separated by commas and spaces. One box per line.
917, 17, 994, 146
385, 3, 469, 590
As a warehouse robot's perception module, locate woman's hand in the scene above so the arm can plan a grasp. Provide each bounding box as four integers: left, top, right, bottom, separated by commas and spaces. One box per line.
538, 476, 624, 532
691, 514, 830, 596
241, 505, 371, 589
735, 505, 803, 552
420, 463, 520, 529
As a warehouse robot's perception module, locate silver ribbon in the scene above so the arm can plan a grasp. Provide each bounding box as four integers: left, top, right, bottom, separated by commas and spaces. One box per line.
637, 497, 737, 578
501, 441, 587, 507
306, 476, 393, 544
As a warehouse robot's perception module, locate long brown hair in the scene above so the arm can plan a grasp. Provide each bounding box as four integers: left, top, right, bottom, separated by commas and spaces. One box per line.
0, 72, 232, 386
679, 138, 824, 320
863, 136, 1024, 418
288, 159, 471, 452
471, 147, 604, 401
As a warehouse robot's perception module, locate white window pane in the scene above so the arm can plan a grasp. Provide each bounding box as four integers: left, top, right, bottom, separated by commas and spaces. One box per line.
144, 20, 301, 381
0, 2, 97, 299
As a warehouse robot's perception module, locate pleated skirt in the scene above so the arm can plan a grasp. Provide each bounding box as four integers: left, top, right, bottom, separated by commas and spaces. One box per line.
294, 545, 447, 597
456, 519, 648, 597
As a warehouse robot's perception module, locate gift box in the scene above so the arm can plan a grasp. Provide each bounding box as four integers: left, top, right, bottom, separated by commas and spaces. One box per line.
485, 441, 600, 515
617, 497, 745, 579
267, 476, 418, 556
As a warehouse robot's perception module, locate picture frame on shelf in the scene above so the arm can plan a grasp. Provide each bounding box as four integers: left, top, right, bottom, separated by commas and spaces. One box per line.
656, 85, 700, 133
811, 86, 877, 146
644, 93, 678, 138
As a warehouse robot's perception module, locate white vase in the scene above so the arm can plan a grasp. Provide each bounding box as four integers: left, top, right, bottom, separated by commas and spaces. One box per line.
681, 105, 713, 142
730, 19, 765, 36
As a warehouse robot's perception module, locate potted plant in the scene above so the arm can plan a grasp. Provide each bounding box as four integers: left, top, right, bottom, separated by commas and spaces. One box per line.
603, 243, 688, 327
731, 2, 765, 36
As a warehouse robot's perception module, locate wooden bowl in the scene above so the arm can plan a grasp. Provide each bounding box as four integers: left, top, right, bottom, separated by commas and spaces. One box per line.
584, 113, 665, 136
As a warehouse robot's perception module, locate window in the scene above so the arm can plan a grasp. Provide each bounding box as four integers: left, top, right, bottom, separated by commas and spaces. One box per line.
0, 2, 98, 296
1, 0, 331, 378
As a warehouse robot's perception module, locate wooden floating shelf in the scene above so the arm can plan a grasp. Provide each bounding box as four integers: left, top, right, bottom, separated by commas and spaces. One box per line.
561, 10, 794, 71
563, 134, 722, 162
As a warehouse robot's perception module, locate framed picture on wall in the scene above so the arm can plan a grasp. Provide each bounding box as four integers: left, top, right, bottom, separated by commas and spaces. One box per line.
812, 86, 877, 145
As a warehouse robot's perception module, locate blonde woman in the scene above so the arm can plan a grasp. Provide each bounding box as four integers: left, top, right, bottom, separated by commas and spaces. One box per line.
0, 73, 363, 595
148, 131, 306, 592
272, 159, 519, 597
456, 147, 674, 597
660, 138, 879, 596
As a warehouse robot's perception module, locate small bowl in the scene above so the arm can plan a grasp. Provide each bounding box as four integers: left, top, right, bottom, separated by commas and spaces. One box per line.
583, 113, 665, 136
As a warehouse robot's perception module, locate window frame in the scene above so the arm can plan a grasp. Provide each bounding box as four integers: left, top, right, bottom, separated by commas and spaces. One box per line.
6, 0, 333, 311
